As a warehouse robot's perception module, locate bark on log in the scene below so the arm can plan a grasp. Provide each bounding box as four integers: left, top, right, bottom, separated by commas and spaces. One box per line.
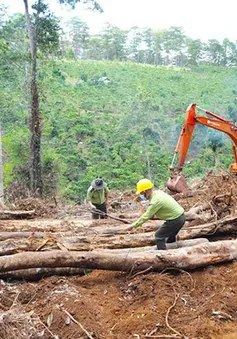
0, 215, 236, 254
101, 238, 209, 253
0, 237, 208, 256
185, 203, 211, 221
186, 203, 210, 215
0, 210, 35, 220
0, 233, 156, 254
0, 218, 93, 231
0, 216, 236, 255
0, 267, 84, 280
0, 239, 236, 273
180, 215, 237, 239
0, 222, 161, 240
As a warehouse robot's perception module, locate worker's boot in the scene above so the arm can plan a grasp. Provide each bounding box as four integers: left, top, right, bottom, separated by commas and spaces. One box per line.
156, 237, 167, 250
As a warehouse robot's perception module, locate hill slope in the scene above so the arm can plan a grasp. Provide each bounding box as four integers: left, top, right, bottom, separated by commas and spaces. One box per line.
2, 61, 237, 200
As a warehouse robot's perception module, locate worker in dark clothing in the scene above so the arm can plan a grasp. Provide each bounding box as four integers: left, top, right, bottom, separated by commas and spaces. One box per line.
87, 178, 109, 219
131, 179, 185, 250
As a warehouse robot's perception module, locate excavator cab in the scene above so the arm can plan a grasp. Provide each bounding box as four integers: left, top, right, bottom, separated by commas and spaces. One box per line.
167, 103, 237, 193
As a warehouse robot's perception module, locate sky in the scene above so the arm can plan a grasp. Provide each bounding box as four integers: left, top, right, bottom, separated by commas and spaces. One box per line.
1, 0, 237, 42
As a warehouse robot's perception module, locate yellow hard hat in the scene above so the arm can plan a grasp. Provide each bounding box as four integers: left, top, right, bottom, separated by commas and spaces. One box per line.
136, 179, 154, 194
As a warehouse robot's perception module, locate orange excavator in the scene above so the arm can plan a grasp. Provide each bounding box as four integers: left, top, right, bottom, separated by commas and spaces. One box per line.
167, 103, 237, 193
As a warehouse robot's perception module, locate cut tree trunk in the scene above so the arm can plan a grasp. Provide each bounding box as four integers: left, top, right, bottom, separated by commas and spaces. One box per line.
180, 215, 237, 239
101, 238, 209, 253
0, 222, 161, 237
0, 267, 84, 280
0, 232, 156, 254
0, 237, 208, 256
0, 210, 35, 220
0, 218, 93, 231
0, 214, 236, 256
185, 203, 211, 221
0, 239, 236, 273
0, 216, 236, 253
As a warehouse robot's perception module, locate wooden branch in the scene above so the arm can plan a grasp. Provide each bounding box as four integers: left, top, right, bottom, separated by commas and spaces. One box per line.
75, 208, 131, 224
94, 209, 131, 224
0, 239, 236, 273
62, 309, 94, 339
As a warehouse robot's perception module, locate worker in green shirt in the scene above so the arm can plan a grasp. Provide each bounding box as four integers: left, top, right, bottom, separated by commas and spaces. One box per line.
131, 178, 185, 250
87, 178, 109, 219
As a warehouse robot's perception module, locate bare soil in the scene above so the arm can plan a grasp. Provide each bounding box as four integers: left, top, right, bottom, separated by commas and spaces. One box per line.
1, 171, 237, 339
1, 262, 237, 339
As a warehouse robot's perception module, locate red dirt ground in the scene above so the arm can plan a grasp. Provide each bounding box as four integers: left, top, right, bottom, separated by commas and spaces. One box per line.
1, 171, 237, 339
1, 260, 237, 339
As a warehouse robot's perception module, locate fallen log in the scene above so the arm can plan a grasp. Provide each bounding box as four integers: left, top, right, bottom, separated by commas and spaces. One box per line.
180, 215, 237, 239
101, 238, 209, 253
0, 222, 161, 241
0, 215, 236, 254
0, 232, 156, 254
0, 210, 35, 220
0, 239, 236, 273
0, 237, 208, 256
0, 267, 84, 280
186, 203, 210, 215
0, 218, 93, 231
185, 203, 211, 221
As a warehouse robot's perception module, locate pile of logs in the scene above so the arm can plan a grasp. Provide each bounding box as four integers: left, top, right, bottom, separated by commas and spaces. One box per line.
0, 173, 236, 279
0, 208, 237, 279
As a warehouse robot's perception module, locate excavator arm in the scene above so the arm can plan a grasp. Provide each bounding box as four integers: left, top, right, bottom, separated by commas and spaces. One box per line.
167, 103, 237, 193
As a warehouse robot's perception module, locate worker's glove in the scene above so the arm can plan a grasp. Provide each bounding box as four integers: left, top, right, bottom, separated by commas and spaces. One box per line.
129, 227, 141, 234
127, 223, 141, 234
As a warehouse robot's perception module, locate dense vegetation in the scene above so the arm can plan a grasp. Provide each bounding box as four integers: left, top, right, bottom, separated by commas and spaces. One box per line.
1, 5, 237, 202
3, 59, 237, 200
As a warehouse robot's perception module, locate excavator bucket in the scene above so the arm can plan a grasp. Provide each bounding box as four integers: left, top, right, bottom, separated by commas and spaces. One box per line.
167, 174, 190, 193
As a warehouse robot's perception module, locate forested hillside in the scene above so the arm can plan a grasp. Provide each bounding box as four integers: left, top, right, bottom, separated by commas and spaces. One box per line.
2, 59, 237, 200
1, 5, 237, 202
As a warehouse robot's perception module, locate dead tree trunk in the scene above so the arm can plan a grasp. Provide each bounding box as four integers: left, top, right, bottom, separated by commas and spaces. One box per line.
143, 130, 152, 180
0, 239, 237, 273
23, 0, 43, 196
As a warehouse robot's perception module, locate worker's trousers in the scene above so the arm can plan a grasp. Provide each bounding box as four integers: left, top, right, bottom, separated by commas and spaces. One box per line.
91, 202, 107, 219
155, 213, 186, 250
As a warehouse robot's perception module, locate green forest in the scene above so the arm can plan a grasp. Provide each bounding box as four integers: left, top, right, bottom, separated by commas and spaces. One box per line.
1, 1, 237, 202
